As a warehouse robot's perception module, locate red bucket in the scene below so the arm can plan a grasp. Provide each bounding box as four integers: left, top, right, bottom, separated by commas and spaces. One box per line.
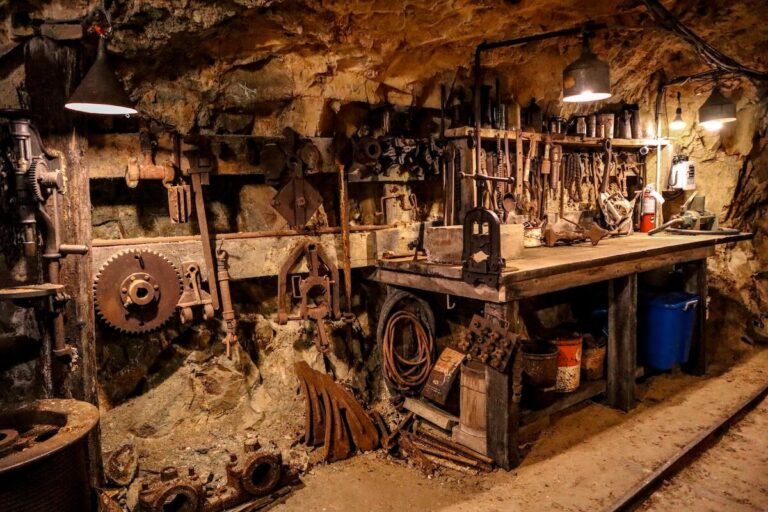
554, 335, 583, 392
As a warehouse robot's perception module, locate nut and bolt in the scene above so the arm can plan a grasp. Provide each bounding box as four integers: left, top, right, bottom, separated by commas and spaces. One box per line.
160, 467, 178, 482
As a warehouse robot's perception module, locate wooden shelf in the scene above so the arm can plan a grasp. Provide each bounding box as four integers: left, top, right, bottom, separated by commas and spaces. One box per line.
520, 379, 607, 426
0, 283, 63, 301
443, 126, 668, 149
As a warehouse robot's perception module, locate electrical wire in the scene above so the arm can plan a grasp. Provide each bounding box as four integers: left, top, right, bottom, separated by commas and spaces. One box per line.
642, 0, 768, 82
382, 310, 434, 392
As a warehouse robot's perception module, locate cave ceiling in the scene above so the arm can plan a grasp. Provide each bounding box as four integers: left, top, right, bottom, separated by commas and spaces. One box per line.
3, 0, 768, 133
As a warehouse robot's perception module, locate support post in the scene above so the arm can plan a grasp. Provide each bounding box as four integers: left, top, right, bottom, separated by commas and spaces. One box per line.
483, 301, 520, 469
607, 274, 637, 411
682, 259, 708, 375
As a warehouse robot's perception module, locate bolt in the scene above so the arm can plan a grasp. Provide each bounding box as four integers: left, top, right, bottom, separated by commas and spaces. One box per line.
229, 454, 238, 464
154, 285, 160, 290
244, 439, 261, 453
121, 288, 128, 293
144, 274, 150, 280
160, 467, 178, 482
130, 276, 136, 281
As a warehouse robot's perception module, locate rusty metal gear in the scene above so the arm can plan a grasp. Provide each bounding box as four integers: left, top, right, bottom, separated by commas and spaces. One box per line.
94, 249, 182, 334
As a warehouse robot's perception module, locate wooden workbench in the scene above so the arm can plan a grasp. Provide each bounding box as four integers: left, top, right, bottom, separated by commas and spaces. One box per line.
369, 232, 752, 469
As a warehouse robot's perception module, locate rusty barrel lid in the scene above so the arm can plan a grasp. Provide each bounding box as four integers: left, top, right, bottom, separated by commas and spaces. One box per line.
0, 399, 100, 473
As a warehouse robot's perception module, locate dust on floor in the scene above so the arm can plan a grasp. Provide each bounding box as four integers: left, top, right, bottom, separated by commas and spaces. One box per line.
641, 396, 768, 512
274, 347, 768, 512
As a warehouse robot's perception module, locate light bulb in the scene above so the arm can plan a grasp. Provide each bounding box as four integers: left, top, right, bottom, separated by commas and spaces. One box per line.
700, 120, 723, 131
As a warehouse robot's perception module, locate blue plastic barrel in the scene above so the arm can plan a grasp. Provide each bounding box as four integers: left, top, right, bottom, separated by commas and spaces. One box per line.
638, 291, 700, 370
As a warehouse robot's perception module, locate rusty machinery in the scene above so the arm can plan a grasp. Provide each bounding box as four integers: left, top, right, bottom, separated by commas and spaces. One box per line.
0, 110, 88, 365
277, 241, 341, 353
137, 440, 296, 512
267, 128, 326, 230
294, 361, 380, 462
461, 207, 504, 288
94, 249, 182, 335
0, 399, 100, 512
124, 131, 191, 224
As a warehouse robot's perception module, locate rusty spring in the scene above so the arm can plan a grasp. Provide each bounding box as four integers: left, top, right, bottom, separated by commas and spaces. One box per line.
382, 310, 434, 392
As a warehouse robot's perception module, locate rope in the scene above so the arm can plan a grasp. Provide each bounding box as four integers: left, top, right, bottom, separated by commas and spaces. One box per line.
382, 310, 434, 392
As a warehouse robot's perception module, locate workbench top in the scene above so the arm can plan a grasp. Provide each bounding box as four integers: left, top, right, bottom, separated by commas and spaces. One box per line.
372, 232, 752, 301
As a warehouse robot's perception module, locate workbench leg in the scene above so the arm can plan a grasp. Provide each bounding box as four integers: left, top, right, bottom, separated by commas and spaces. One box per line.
607, 274, 637, 411
682, 259, 708, 376
484, 302, 521, 470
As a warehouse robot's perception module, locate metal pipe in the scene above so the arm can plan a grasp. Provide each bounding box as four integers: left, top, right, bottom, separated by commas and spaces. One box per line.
472, 21, 607, 210
665, 227, 740, 235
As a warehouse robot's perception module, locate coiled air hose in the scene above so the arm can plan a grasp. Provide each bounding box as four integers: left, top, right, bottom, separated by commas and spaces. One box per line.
382, 310, 434, 392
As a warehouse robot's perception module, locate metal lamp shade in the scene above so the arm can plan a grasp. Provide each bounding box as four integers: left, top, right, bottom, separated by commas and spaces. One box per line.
65, 39, 137, 116
698, 86, 736, 131
562, 45, 612, 103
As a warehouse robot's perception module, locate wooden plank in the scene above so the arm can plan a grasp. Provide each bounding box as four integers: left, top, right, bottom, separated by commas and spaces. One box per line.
92, 232, 376, 282
485, 365, 516, 470
483, 302, 520, 470
502, 233, 751, 284
504, 246, 713, 299
607, 274, 637, 411
370, 268, 504, 302
85, 133, 337, 178
682, 259, 708, 376
521, 379, 607, 426
403, 398, 459, 431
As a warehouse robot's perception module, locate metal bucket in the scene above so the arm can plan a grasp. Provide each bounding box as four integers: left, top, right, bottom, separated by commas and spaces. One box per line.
522, 341, 559, 389
0, 399, 100, 512
581, 334, 606, 381
554, 335, 583, 392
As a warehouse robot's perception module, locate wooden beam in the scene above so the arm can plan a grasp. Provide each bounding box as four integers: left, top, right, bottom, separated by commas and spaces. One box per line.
607, 273, 637, 411
483, 302, 520, 470
682, 259, 708, 375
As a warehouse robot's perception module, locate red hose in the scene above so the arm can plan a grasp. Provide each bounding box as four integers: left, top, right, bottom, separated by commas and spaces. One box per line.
382, 310, 434, 392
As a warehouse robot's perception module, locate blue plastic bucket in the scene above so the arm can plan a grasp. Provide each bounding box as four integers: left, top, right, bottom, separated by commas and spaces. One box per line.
638, 291, 699, 370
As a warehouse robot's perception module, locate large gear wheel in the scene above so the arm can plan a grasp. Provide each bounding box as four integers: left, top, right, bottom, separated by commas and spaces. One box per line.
94, 249, 182, 334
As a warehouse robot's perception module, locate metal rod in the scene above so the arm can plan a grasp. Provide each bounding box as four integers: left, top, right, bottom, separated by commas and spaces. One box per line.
476, 23, 605, 53
472, 21, 607, 211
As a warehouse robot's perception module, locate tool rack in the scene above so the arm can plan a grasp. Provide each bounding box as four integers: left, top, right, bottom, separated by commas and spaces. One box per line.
369, 232, 751, 469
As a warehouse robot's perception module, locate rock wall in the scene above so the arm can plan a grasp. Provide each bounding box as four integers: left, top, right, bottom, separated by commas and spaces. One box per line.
0, 0, 767, 499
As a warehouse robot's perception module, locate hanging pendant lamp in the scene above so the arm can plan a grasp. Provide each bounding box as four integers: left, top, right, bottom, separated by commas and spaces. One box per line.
669, 92, 686, 130
66, 38, 137, 116
698, 85, 736, 131
562, 34, 612, 103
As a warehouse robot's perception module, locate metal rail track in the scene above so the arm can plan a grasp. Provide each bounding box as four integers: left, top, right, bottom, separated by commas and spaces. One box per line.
604, 381, 768, 512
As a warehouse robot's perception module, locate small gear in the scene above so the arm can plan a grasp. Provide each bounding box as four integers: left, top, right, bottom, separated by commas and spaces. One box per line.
94, 249, 182, 334
26, 158, 48, 203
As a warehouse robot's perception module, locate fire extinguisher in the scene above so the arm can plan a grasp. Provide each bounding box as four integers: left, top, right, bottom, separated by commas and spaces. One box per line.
640, 185, 664, 233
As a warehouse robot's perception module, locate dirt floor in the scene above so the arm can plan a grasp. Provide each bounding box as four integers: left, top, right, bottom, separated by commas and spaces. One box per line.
642, 396, 768, 511
274, 347, 768, 512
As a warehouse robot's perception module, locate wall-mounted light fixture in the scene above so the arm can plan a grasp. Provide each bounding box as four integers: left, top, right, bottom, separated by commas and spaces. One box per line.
698, 85, 736, 132
562, 34, 612, 103
65, 10, 137, 117
669, 92, 686, 130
